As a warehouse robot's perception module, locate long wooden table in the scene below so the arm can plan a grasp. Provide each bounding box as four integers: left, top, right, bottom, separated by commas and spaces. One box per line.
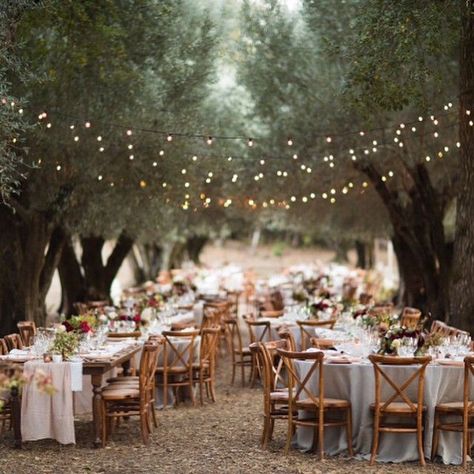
1, 343, 141, 448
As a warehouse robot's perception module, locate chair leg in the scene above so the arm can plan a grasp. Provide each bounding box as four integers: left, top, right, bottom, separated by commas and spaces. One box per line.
318, 417, 324, 460
101, 401, 107, 448
189, 375, 196, 407
416, 414, 426, 467
431, 411, 440, 461
268, 418, 275, 443
346, 407, 353, 457
231, 359, 236, 385
261, 416, 269, 448
241, 360, 246, 387
198, 371, 204, 406
370, 412, 380, 465
141, 410, 149, 445
285, 418, 293, 454
163, 376, 168, 409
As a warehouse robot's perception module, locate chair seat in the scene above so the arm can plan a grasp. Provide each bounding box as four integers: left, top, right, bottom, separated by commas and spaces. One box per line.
435, 401, 474, 413
270, 391, 289, 401
192, 361, 210, 369
106, 376, 139, 383
370, 401, 426, 413
101, 387, 140, 400
235, 347, 251, 356
296, 397, 350, 409
155, 366, 190, 373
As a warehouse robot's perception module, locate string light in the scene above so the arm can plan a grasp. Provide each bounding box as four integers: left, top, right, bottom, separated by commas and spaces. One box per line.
248, 138, 253, 147
206, 136, 213, 145
126, 129, 132, 136
167, 133, 173, 142
287, 138, 293, 146
85, 122, 91, 128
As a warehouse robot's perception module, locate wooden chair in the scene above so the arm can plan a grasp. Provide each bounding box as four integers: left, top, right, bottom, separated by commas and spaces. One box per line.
297, 319, 337, 351
17, 321, 36, 347
310, 337, 337, 350
260, 309, 284, 319
430, 320, 451, 337
431, 356, 474, 468
245, 316, 273, 386
155, 330, 199, 408
223, 317, 252, 386
192, 327, 220, 405
368, 354, 431, 466
100, 342, 161, 446
278, 328, 297, 352
4, 334, 23, 352
277, 348, 353, 459
0, 339, 8, 355
250, 340, 291, 448
400, 307, 421, 329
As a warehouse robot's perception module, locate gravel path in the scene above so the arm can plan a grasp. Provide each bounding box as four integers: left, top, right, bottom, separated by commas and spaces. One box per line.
0, 354, 466, 474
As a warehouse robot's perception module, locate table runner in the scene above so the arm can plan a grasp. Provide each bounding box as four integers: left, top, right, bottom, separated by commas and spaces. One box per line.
21, 361, 75, 444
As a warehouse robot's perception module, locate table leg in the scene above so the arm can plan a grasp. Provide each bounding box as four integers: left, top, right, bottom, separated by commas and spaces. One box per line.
91, 374, 103, 448
11, 386, 22, 449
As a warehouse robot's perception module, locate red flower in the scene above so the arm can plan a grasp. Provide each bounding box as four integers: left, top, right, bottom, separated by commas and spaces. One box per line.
79, 321, 92, 333
119, 315, 128, 321
133, 314, 141, 323
63, 321, 73, 332
148, 298, 158, 308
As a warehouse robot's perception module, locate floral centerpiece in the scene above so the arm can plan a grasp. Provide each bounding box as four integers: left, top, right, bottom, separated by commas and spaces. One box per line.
49, 330, 80, 360
62, 313, 98, 334
309, 297, 342, 320
378, 326, 422, 355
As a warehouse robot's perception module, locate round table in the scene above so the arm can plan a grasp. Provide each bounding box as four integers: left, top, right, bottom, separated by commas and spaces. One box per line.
294, 358, 474, 465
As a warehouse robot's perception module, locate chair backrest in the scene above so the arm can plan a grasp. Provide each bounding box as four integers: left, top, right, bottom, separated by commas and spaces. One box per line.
4, 333, 23, 351
368, 354, 431, 413
250, 340, 288, 399
0, 338, 8, 355
463, 356, 474, 416
297, 319, 337, 350
277, 348, 325, 410
17, 321, 37, 347
139, 341, 162, 393
278, 327, 297, 351
400, 307, 421, 329
245, 316, 272, 344
200, 327, 220, 367
430, 320, 450, 336
201, 306, 221, 331
161, 330, 199, 372
223, 317, 245, 354
259, 309, 284, 319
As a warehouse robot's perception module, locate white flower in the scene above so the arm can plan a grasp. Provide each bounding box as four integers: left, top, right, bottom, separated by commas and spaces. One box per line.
108, 311, 118, 321
98, 314, 108, 324
141, 307, 154, 323
55, 324, 66, 333
392, 339, 401, 349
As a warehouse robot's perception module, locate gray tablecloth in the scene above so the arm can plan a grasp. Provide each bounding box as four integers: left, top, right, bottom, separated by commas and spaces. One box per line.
295, 360, 474, 465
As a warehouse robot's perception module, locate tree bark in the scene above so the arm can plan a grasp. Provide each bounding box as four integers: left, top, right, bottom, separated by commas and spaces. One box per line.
0, 205, 65, 334
58, 237, 86, 315
355, 240, 367, 268
186, 236, 208, 264
80, 232, 134, 301
450, 0, 474, 333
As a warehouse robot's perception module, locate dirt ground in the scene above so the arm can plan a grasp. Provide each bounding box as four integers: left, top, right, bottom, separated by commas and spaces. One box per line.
0, 351, 465, 474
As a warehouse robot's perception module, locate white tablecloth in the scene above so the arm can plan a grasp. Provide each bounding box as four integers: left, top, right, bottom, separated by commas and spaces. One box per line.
295, 360, 474, 465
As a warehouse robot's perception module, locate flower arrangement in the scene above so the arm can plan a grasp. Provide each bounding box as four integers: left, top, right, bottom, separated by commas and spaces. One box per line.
292, 287, 309, 303
0, 368, 56, 411
49, 331, 80, 360
62, 313, 98, 334
360, 311, 398, 332
378, 326, 422, 355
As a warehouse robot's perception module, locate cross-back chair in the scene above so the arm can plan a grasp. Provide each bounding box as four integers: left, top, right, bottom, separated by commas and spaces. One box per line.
155, 330, 200, 407
223, 317, 252, 386
245, 316, 273, 386
430, 320, 451, 337
0, 339, 8, 355
17, 321, 36, 347
368, 354, 431, 466
193, 326, 220, 405
100, 341, 161, 446
400, 307, 422, 329
250, 339, 291, 448
277, 348, 353, 459
4, 334, 23, 352
431, 356, 474, 468
297, 319, 337, 351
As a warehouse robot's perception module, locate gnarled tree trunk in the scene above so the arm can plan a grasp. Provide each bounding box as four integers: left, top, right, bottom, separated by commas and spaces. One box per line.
450, 0, 474, 333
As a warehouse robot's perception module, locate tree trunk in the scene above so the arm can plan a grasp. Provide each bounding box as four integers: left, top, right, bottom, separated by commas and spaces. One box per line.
80, 232, 134, 301
58, 237, 86, 315
186, 236, 208, 264
0, 206, 65, 334
355, 240, 367, 268
392, 234, 427, 311
450, 0, 474, 333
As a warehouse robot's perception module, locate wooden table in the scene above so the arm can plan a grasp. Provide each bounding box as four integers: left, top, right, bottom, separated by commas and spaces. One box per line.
1, 343, 141, 448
